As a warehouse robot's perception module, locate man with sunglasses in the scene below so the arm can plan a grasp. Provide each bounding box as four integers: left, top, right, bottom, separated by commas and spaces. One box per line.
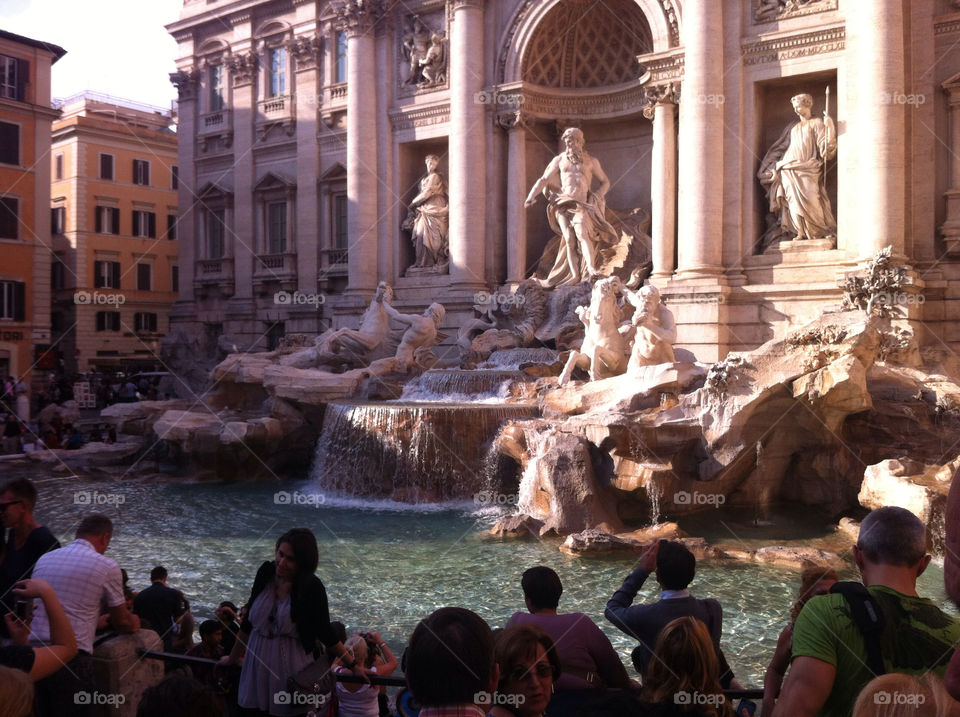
0, 478, 60, 624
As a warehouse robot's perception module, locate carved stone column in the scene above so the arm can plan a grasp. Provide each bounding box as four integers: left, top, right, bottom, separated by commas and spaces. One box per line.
856, 0, 905, 258
448, 0, 486, 289
644, 83, 678, 280
290, 34, 320, 303
229, 47, 256, 303
169, 70, 198, 306
941, 74, 960, 256
675, 0, 724, 277
337, 3, 380, 295
498, 109, 529, 283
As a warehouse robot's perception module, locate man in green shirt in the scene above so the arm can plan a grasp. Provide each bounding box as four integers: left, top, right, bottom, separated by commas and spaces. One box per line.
773, 506, 960, 717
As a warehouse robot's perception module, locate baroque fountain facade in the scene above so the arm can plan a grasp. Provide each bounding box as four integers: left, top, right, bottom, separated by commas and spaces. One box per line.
148, 0, 960, 556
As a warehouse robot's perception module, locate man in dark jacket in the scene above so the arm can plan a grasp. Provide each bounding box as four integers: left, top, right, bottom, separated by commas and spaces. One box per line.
134, 566, 186, 651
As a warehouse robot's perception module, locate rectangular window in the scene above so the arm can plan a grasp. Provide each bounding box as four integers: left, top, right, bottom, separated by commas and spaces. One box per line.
0, 55, 25, 101
171, 165, 179, 189
100, 153, 114, 180
132, 210, 156, 238
0, 197, 18, 239
0, 281, 26, 321
171, 265, 179, 292
0, 122, 19, 165
137, 263, 152, 291
209, 64, 224, 111
167, 214, 177, 241
54, 153, 63, 180
133, 159, 150, 186
208, 208, 226, 259
267, 201, 286, 254
51, 261, 65, 290
134, 312, 157, 332
95, 311, 121, 331
94, 206, 121, 234
335, 32, 347, 84
51, 206, 65, 235
334, 193, 348, 250
269, 47, 286, 97
93, 260, 121, 289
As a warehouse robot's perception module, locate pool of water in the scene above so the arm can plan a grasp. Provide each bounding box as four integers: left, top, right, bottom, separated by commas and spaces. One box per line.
29, 476, 956, 687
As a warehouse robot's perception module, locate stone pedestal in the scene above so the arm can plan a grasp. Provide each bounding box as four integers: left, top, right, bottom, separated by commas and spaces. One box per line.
92, 630, 164, 717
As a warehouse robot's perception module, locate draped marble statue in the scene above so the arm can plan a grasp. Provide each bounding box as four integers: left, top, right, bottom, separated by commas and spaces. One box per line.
758, 93, 837, 245
403, 154, 449, 273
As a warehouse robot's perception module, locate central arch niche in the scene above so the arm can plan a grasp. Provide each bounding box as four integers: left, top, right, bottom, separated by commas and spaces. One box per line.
522, 0, 653, 88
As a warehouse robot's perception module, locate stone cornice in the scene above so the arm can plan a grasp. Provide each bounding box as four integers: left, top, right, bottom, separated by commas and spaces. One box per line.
448, 0, 482, 10
317, 127, 347, 149
231, 12, 252, 26
741, 25, 845, 66
389, 102, 450, 130
935, 15, 960, 36
640, 49, 684, 85
505, 82, 650, 120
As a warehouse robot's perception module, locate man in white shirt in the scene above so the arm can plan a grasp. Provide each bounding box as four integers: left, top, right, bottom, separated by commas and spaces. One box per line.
30, 513, 140, 717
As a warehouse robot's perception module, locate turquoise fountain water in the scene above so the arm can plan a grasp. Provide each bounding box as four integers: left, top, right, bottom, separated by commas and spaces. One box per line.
32, 475, 957, 687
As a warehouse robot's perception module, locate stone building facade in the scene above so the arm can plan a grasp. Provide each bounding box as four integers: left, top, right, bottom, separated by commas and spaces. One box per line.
0, 30, 65, 394
166, 0, 960, 366
50, 94, 180, 374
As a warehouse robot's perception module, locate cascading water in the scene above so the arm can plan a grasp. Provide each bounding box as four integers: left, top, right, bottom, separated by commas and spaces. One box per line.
398, 369, 520, 403
516, 427, 555, 519
311, 398, 539, 502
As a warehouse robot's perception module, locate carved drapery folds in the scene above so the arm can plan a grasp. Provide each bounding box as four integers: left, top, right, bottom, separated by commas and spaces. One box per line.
753, 0, 838, 24
642, 82, 679, 120
169, 69, 199, 100
288, 33, 321, 70
226, 51, 258, 86
399, 14, 448, 90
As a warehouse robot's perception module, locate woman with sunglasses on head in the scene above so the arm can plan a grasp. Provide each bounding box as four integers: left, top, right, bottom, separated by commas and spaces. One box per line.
489, 624, 561, 717
222, 528, 359, 717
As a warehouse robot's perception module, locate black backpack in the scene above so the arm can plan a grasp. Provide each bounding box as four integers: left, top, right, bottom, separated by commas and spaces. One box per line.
829, 581, 886, 676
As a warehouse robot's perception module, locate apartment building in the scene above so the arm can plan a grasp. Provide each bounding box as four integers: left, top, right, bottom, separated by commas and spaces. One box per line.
0, 30, 65, 396
50, 93, 179, 374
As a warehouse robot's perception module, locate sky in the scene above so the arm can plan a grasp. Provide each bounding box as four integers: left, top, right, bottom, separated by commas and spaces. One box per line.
2, 0, 183, 110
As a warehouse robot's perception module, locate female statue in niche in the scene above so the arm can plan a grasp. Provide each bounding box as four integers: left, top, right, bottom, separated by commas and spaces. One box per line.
403, 154, 449, 271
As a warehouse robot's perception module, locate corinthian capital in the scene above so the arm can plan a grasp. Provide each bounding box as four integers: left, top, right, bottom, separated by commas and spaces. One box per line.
333, 0, 389, 35
169, 68, 199, 99
642, 82, 679, 119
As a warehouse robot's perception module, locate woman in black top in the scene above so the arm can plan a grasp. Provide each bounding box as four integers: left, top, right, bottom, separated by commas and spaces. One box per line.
223, 528, 359, 716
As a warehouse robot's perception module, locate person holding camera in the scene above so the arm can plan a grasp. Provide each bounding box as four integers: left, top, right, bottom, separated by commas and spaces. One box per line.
335, 632, 397, 717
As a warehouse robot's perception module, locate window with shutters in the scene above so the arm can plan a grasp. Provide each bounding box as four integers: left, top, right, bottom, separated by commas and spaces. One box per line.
0, 55, 25, 101
269, 47, 286, 97
267, 201, 287, 254
171, 165, 179, 189
51, 260, 65, 290
95, 311, 121, 331
99, 153, 114, 180
0, 122, 19, 165
95, 206, 120, 235
166, 214, 177, 241
207, 208, 226, 259
137, 263, 152, 291
0, 281, 26, 321
335, 32, 347, 84
55, 153, 63, 180
0, 197, 18, 239
93, 260, 121, 289
334, 193, 348, 251
171, 265, 179, 292
51, 206, 65, 235
133, 159, 150, 186
209, 63, 225, 111
132, 210, 156, 238
134, 312, 157, 333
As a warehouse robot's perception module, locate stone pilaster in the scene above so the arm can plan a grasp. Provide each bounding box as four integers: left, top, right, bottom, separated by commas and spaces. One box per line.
230, 56, 255, 303
169, 70, 198, 307
337, 3, 381, 295
941, 74, 960, 256
448, 0, 487, 289
644, 83, 678, 280
675, 0, 724, 278
856, 0, 905, 259
498, 110, 529, 283
294, 34, 320, 316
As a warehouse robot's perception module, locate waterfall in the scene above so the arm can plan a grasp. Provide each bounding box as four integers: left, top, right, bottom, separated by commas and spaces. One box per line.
311, 401, 539, 502
478, 348, 559, 369
398, 369, 520, 402
648, 480, 662, 525
516, 428, 555, 519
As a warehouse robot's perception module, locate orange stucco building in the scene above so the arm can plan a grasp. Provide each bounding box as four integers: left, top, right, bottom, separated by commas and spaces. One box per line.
50, 93, 179, 374
0, 30, 65, 398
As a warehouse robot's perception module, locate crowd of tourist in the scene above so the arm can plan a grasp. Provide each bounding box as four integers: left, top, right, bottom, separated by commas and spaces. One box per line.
1, 473, 960, 717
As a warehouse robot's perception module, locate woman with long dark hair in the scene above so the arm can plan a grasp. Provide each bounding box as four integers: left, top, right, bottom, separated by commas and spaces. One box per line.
223, 528, 358, 716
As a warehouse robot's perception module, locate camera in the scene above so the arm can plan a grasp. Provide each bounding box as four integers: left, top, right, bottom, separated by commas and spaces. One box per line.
14, 600, 31, 620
